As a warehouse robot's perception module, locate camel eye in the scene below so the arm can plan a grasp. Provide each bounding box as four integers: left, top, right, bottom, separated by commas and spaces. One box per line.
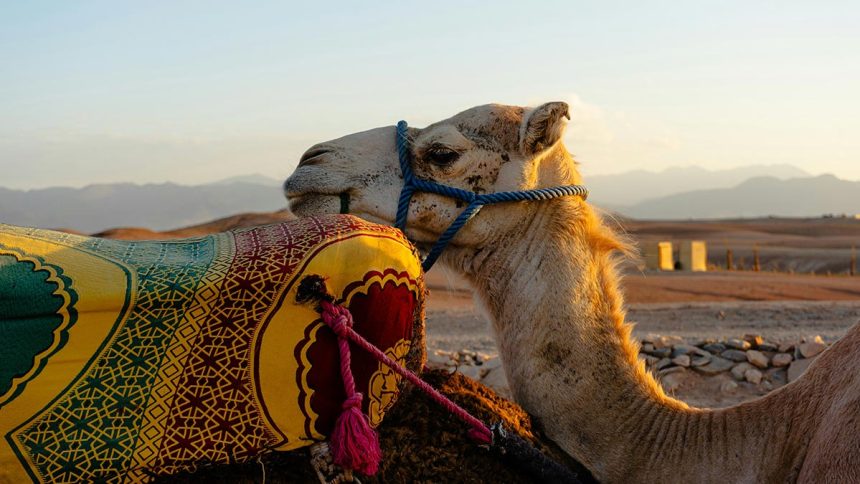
425, 146, 461, 166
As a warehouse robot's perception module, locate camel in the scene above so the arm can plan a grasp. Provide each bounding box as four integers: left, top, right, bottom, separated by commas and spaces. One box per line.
283, 102, 860, 483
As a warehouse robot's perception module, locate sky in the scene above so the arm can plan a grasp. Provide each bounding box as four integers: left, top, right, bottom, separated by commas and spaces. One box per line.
1, 1, 858, 189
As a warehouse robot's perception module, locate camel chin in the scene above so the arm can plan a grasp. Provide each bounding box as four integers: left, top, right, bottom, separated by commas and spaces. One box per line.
286, 194, 435, 251
286, 193, 342, 217
283, 160, 357, 218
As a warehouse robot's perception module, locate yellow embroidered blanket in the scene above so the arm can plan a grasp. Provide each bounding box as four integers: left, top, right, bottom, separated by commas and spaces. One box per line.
0, 215, 425, 482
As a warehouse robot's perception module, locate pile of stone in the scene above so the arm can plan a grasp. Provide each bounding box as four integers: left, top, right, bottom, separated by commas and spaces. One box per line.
639, 333, 829, 390
426, 335, 830, 399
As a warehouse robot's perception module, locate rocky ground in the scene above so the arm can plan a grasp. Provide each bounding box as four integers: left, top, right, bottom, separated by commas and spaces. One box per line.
423, 271, 859, 408
427, 331, 834, 408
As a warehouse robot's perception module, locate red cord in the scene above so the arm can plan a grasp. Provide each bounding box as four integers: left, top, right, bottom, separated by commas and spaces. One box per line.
320, 302, 382, 475
320, 300, 493, 445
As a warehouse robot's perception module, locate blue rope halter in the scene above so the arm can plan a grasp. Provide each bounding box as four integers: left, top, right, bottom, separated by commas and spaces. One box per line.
393, 120, 589, 272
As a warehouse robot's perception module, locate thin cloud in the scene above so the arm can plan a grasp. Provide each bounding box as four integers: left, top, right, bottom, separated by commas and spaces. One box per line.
561, 94, 682, 174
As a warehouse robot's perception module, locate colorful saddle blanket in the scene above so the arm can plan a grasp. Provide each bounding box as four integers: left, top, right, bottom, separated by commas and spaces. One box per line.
0, 215, 425, 482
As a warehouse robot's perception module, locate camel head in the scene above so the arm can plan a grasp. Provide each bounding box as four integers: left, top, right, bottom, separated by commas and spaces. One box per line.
283, 102, 582, 256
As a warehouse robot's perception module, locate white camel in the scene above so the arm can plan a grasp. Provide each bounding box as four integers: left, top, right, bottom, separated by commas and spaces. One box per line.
283, 102, 860, 483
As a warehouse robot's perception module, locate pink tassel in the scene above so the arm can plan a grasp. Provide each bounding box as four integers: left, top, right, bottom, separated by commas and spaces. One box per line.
321, 301, 383, 476
330, 393, 382, 475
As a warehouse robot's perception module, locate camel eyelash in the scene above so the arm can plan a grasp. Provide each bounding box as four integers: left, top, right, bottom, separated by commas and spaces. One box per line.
421, 144, 463, 166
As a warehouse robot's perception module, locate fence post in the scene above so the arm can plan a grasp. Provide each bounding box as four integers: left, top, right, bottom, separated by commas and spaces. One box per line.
753, 244, 760, 272
851, 245, 857, 277
726, 249, 733, 271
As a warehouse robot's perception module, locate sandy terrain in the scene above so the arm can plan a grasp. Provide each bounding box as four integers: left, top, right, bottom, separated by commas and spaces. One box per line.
624, 270, 860, 303
90, 210, 295, 240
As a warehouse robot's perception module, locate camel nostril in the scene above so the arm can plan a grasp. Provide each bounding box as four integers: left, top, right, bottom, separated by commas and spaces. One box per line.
299, 147, 331, 167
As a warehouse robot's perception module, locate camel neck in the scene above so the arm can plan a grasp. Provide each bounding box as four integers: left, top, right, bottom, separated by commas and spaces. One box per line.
446, 201, 810, 482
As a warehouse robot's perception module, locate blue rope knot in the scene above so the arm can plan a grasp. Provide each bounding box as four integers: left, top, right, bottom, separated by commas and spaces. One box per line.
394, 120, 588, 272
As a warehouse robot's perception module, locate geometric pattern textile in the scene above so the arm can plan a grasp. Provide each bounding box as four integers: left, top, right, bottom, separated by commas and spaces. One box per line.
0, 215, 425, 483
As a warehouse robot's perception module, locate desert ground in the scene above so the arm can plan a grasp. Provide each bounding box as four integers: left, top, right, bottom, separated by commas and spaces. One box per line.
92, 213, 860, 409
423, 269, 860, 407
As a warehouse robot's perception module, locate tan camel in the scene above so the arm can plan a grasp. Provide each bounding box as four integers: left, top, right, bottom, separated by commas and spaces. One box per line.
283, 102, 860, 483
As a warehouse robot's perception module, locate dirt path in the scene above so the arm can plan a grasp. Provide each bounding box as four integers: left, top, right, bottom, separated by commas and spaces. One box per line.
626, 300, 859, 342
425, 290, 860, 351
623, 270, 860, 303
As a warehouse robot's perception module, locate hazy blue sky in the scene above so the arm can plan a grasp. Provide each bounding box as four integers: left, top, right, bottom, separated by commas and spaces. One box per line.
1, 1, 858, 189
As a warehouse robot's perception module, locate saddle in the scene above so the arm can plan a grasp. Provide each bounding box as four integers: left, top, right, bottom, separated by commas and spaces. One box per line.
0, 214, 425, 482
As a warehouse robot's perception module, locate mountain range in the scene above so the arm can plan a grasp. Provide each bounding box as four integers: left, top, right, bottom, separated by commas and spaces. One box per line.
0, 176, 287, 233
586, 164, 810, 207
618, 174, 860, 219
1, 167, 858, 232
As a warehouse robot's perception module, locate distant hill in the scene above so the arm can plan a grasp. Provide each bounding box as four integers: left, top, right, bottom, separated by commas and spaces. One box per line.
4, 168, 855, 232
587, 164, 809, 207
92, 210, 295, 240
208, 174, 283, 187
621, 174, 860, 219
0, 177, 288, 233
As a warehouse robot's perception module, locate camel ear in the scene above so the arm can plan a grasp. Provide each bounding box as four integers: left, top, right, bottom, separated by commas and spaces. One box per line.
520, 101, 570, 155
